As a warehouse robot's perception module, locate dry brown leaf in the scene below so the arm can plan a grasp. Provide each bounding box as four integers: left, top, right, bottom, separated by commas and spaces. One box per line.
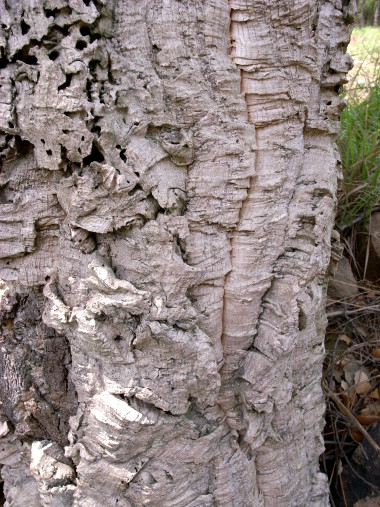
369, 388, 380, 400
371, 348, 380, 358
340, 334, 351, 345
355, 324, 367, 338
357, 402, 380, 426
349, 386, 357, 405
333, 367, 343, 383
354, 369, 371, 395
344, 360, 361, 385
351, 429, 364, 442
355, 383, 371, 395
338, 386, 356, 408
356, 414, 380, 426
339, 390, 350, 408
360, 401, 380, 416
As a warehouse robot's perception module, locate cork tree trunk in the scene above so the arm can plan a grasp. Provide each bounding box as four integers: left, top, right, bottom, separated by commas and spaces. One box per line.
0, 1, 355, 505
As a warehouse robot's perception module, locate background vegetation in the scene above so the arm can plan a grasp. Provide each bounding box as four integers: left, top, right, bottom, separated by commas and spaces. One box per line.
357, 0, 380, 28
338, 26, 380, 250
323, 24, 380, 506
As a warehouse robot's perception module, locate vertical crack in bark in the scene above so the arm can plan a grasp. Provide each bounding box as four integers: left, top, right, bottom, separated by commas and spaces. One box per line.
223, 1, 356, 504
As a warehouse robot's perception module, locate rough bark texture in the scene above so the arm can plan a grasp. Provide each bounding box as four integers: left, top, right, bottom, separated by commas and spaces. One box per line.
0, 1, 355, 505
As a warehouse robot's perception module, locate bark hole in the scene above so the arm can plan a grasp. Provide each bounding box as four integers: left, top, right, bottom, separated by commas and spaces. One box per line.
58, 74, 73, 91
82, 143, 104, 164
298, 307, 307, 331
48, 51, 60, 61
75, 40, 87, 51
44, 7, 73, 18
20, 20, 30, 35
80, 26, 91, 36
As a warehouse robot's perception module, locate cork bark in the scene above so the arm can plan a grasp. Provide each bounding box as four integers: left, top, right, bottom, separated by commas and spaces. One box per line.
0, 1, 355, 505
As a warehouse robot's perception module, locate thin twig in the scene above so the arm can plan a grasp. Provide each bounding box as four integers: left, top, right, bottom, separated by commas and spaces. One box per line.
323, 381, 380, 457
327, 305, 380, 318
363, 213, 371, 280
338, 205, 380, 231
322, 452, 337, 507
333, 417, 380, 496
339, 474, 348, 507
329, 413, 339, 488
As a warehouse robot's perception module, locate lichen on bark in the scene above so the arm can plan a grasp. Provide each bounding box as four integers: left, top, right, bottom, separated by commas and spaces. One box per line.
0, 1, 355, 505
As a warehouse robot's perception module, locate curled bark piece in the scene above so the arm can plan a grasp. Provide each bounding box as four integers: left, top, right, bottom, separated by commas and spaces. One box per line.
160, 128, 195, 166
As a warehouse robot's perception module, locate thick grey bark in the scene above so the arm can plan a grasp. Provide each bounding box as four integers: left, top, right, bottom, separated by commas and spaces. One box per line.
0, 1, 355, 505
